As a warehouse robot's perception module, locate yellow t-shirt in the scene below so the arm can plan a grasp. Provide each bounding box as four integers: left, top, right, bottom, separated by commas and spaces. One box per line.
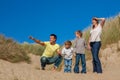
42, 42, 60, 57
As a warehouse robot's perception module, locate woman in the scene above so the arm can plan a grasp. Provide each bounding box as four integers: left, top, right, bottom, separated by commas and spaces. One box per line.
88, 17, 105, 73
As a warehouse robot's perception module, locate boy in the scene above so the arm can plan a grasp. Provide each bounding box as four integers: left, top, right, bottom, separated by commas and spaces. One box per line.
29, 34, 62, 70
62, 41, 74, 73
73, 30, 87, 74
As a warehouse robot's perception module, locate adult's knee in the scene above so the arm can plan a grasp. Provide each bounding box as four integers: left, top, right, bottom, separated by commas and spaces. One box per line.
41, 57, 47, 63
93, 57, 100, 63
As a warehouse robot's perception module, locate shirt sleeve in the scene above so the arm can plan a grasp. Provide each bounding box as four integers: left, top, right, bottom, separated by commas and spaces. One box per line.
98, 23, 102, 28
84, 39, 87, 49
69, 48, 74, 56
44, 41, 49, 46
56, 44, 60, 52
73, 38, 77, 48
71, 48, 74, 53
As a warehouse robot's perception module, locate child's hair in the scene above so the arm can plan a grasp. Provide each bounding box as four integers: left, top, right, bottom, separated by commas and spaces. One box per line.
64, 40, 72, 46
76, 30, 83, 37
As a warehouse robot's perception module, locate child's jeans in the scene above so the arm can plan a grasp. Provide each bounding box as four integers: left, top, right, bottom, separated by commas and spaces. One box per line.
64, 59, 72, 72
74, 54, 86, 73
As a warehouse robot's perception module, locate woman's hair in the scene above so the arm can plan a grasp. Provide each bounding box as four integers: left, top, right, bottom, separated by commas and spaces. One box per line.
92, 18, 99, 29
76, 30, 83, 37
92, 18, 99, 23
64, 40, 72, 46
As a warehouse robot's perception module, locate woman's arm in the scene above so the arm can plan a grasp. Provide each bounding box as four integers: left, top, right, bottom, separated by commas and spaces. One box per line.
95, 17, 106, 27
87, 36, 91, 50
29, 36, 45, 46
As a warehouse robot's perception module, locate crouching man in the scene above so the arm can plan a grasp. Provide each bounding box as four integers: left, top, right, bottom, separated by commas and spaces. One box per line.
29, 34, 62, 70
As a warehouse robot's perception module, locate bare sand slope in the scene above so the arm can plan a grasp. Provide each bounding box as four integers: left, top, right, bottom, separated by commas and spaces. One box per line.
0, 41, 120, 80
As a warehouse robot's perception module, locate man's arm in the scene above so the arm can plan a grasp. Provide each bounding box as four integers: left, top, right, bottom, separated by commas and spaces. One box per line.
29, 36, 45, 46
57, 49, 61, 56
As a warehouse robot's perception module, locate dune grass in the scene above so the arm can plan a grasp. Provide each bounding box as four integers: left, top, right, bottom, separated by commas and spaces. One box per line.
0, 34, 45, 63
0, 35, 30, 63
20, 42, 45, 56
101, 15, 120, 48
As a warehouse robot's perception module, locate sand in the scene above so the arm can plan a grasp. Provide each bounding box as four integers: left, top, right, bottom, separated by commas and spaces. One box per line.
0, 42, 120, 80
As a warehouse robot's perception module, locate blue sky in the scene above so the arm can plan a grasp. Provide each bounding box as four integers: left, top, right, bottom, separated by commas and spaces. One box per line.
0, 0, 120, 44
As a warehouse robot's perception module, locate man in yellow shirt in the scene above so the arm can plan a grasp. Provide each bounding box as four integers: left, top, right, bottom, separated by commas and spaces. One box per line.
29, 34, 62, 70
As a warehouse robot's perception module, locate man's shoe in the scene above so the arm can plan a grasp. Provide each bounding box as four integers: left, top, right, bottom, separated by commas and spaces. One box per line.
41, 67, 45, 70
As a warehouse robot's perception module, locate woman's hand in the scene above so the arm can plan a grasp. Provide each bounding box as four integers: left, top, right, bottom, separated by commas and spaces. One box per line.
92, 17, 98, 20
87, 44, 91, 50
88, 37, 91, 50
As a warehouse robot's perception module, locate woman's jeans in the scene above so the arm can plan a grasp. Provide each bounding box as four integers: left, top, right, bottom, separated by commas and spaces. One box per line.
40, 55, 62, 69
74, 54, 86, 73
64, 59, 72, 72
90, 42, 102, 73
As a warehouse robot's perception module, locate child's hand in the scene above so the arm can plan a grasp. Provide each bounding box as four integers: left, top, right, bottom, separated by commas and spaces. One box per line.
57, 50, 61, 56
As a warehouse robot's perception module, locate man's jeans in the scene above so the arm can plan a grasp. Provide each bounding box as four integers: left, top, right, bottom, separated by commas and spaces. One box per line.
64, 59, 72, 72
40, 55, 62, 69
90, 42, 102, 73
74, 54, 86, 73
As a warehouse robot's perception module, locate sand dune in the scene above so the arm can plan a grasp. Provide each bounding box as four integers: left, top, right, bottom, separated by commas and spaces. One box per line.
0, 41, 120, 80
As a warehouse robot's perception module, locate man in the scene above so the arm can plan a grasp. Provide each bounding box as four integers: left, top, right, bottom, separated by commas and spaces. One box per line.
29, 34, 62, 70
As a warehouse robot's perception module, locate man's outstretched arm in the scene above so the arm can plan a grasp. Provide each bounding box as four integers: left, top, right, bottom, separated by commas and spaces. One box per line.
29, 36, 45, 46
